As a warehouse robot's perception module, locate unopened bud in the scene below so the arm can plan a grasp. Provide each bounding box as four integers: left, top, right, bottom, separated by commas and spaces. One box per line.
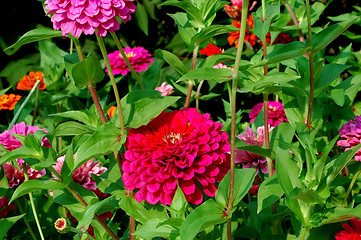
54, 217, 71, 234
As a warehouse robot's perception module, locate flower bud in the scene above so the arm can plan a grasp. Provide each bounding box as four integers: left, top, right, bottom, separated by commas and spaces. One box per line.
54, 217, 71, 234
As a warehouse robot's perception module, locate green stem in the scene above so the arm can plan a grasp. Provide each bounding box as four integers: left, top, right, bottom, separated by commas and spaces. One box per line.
22, 163, 45, 240
195, 80, 205, 112
342, 164, 361, 207
284, 1, 305, 43
110, 32, 144, 89
305, 0, 314, 130
227, 1, 249, 239
16, 199, 38, 240
70, 227, 96, 240
184, 44, 199, 108
31, 84, 40, 126
298, 225, 309, 240
8, 80, 40, 130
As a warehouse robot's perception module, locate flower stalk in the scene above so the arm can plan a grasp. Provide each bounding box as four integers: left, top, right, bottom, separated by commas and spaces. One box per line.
184, 44, 199, 107
284, 1, 305, 43
227, 0, 249, 239
342, 164, 361, 207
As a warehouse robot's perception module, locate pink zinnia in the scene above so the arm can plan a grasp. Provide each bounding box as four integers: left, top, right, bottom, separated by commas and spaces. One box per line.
52, 155, 107, 191
337, 116, 361, 161
106, 47, 153, 76
0, 122, 50, 188
235, 126, 274, 174
249, 101, 288, 127
44, 0, 136, 38
0, 196, 15, 219
155, 82, 174, 96
122, 108, 230, 205
335, 218, 361, 240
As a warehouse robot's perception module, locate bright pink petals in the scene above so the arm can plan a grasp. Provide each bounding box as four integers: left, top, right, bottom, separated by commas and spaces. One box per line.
337, 116, 361, 161
335, 218, 361, 240
106, 47, 153, 76
155, 82, 174, 96
122, 108, 230, 205
249, 101, 288, 127
44, 0, 136, 37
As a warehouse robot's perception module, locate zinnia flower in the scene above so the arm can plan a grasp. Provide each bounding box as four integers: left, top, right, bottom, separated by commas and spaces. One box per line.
0, 196, 15, 219
200, 43, 223, 56
17, 71, 46, 91
155, 82, 174, 96
337, 116, 361, 161
122, 108, 230, 205
44, 0, 136, 38
107, 106, 116, 119
249, 101, 288, 127
106, 47, 153, 76
335, 218, 361, 240
0, 94, 22, 111
235, 126, 273, 174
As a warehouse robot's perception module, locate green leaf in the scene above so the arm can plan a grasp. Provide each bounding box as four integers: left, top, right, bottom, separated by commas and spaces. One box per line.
257, 175, 284, 213
335, 75, 361, 106
291, 188, 325, 206
72, 55, 105, 89
202, 53, 236, 68
177, 68, 233, 83
180, 199, 227, 240
253, 14, 271, 41
50, 110, 101, 128
155, 49, 189, 75
280, 86, 306, 127
133, 218, 180, 239
251, 41, 310, 68
167, 186, 187, 219
215, 168, 256, 207
330, 88, 345, 106
235, 145, 276, 159
64, 53, 80, 83
4, 28, 63, 54
0, 87, 11, 96
74, 123, 124, 170
142, 60, 164, 89
135, 2, 149, 35
161, 1, 204, 28
10, 180, 66, 203
0, 214, 26, 239
191, 24, 239, 45
312, 17, 359, 52
320, 204, 361, 225
168, 12, 197, 46
52, 121, 95, 137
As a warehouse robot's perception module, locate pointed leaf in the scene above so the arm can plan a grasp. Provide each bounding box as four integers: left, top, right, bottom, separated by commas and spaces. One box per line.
155, 49, 189, 75
257, 175, 284, 213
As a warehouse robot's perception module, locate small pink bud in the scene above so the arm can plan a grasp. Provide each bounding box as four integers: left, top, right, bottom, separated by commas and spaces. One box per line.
54, 217, 71, 234
155, 82, 174, 96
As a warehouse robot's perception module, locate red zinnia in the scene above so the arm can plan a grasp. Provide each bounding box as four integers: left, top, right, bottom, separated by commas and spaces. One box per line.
122, 108, 230, 205
335, 218, 361, 240
17, 71, 46, 91
200, 43, 223, 56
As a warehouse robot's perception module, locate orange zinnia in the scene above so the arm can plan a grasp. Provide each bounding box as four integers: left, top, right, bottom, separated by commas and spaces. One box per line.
107, 106, 116, 119
0, 94, 22, 110
17, 71, 46, 91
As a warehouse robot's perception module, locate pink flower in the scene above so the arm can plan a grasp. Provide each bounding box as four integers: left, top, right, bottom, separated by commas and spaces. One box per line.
52, 155, 107, 191
337, 116, 361, 161
44, 0, 136, 38
335, 218, 361, 240
122, 108, 230, 205
0, 122, 50, 188
249, 101, 288, 127
0, 196, 15, 219
235, 126, 274, 174
106, 47, 153, 76
231, 0, 243, 7
155, 82, 174, 96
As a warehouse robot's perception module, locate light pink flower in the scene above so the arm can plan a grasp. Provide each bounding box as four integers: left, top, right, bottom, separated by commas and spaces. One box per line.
0, 196, 15, 219
335, 218, 361, 240
337, 116, 361, 161
155, 82, 174, 96
249, 101, 288, 127
231, 0, 243, 7
52, 155, 107, 191
0, 122, 50, 188
122, 108, 230, 205
106, 47, 153, 76
235, 126, 274, 174
44, 0, 136, 38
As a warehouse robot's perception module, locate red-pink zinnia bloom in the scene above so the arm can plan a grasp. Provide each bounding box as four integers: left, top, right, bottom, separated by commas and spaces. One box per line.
0, 196, 15, 219
106, 47, 153, 76
235, 126, 274, 175
335, 218, 361, 240
337, 116, 361, 161
122, 108, 230, 205
249, 101, 288, 127
155, 82, 174, 96
44, 0, 136, 38
0, 122, 51, 188
52, 155, 107, 191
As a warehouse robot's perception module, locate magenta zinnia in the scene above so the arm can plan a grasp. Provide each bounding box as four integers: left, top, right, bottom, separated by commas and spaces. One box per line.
249, 101, 288, 127
337, 115, 361, 161
44, 0, 136, 38
106, 47, 153, 76
335, 218, 361, 240
122, 108, 230, 205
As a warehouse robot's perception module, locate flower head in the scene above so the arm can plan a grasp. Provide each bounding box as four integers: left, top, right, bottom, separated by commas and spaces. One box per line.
249, 101, 288, 127
235, 126, 273, 174
122, 108, 230, 205
337, 116, 361, 161
155, 82, 174, 96
17, 71, 46, 91
335, 218, 361, 240
54, 217, 71, 234
107, 106, 116, 119
0, 94, 22, 111
0, 196, 15, 219
106, 47, 153, 76
200, 43, 223, 56
44, 0, 136, 37
228, 17, 257, 48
